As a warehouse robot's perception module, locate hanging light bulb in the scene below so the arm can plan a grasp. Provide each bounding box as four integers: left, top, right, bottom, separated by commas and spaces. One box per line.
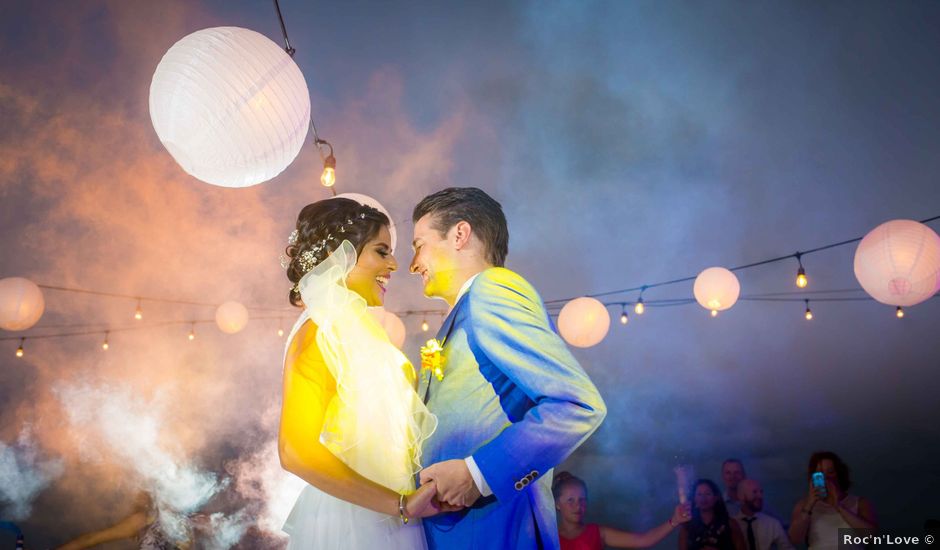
795, 254, 808, 289
317, 139, 336, 188
634, 297, 645, 315
619, 305, 628, 325
134, 299, 143, 320
277, 319, 285, 338
320, 157, 336, 188
796, 267, 808, 289
102, 332, 110, 351
421, 318, 430, 332
896, 306, 905, 319
710, 309, 718, 318
804, 300, 813, 320
15, 338, 24, 358
188, 323, 196, 341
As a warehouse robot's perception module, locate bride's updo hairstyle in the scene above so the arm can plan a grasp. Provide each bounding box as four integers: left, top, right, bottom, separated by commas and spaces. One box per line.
285, 197, 390, 306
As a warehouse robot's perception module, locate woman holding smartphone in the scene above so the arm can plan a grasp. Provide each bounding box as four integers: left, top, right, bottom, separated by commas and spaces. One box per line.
788, 451, 878, 549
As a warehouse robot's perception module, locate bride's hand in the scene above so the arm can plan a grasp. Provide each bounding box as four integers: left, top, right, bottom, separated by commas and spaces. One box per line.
405, 482, 445, 519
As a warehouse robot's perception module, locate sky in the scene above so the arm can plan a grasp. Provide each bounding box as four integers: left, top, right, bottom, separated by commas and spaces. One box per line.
1, 0, 939, 546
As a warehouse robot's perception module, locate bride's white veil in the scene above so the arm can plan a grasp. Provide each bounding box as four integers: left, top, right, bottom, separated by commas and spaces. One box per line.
286, 239, 436, 493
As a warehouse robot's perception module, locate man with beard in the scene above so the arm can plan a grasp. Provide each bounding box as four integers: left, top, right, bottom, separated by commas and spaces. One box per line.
732, 479, 794, 550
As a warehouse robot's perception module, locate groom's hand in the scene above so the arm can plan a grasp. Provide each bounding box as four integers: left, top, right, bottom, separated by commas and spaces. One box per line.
419, 459, 482, 507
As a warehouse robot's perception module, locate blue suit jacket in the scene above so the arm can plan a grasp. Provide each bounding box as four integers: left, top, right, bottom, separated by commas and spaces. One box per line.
419, 268, 607, 550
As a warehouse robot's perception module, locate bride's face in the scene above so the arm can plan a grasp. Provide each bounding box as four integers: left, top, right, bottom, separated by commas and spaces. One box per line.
346, 225, 397, 307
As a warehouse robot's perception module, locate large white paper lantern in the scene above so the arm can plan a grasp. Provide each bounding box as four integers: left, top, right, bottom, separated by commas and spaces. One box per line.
0, 277, 45, 331
216, 301, 249, 334
854, 219, 940, 306
150, 27, 311, 188
335, 192, 397, 253
369, 307, 407, 349
558, 297, 610, 348
693, 267, 740, 314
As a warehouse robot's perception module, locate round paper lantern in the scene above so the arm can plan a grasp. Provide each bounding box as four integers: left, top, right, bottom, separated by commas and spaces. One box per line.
854, 219, 940, 306
369, 307, 407, 349
216, 301, 249, 334
693, 267, 740, 313
0, 277, 45, 331
150, 27, 311, 188
334, 192, 397, 253
558, 297, 610, 348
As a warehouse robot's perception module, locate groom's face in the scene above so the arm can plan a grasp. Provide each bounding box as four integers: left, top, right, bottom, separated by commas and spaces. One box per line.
410, 214, 459, 301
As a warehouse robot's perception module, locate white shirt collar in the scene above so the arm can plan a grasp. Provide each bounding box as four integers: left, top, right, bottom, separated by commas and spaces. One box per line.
455, 272, 482, 304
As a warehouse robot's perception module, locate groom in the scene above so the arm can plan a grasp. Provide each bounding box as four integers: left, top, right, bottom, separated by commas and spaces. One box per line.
410, 187, 607, 549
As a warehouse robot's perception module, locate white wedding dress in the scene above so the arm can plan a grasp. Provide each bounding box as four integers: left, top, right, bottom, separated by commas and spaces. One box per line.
281, 241, 437, 549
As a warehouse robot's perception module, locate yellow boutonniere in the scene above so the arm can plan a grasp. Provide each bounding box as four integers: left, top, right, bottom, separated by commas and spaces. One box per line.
420, 338, 445, 381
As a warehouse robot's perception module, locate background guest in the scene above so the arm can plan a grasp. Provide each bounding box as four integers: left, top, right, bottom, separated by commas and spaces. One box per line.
54, 491, 192, 550
679, 479, 746, 550
788, 451, 877, 549
553, 471, 691, 550
721, 459, 746, 516
732, 478, 794, 550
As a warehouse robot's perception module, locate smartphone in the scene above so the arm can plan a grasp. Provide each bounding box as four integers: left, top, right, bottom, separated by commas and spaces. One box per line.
812, 472, 828, 498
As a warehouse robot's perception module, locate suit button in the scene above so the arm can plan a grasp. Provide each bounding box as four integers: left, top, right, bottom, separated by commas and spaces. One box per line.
522, 478, 530, 486
514, 481, 524, 491
530, 470, 539, 477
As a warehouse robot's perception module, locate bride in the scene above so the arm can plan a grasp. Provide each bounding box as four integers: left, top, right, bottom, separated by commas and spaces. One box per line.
278, 197, 441, 549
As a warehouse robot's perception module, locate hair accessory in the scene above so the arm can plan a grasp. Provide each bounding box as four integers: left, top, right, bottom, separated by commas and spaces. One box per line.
284, 205, 382, 275
299, 250, 319, 272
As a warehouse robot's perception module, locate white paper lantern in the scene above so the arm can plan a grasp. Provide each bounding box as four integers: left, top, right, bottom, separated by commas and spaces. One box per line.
216, 301, 249, 334
150, 27, 311, 188
334, 192, 397, 253
693, 267, 740, 313
558, 297, 610, 348
369, 307, 407, 349
854, 219, 940, 306
0, 277, 45, 331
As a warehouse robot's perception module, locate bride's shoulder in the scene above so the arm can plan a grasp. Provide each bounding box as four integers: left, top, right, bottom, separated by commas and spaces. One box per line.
285, 319, 329, 375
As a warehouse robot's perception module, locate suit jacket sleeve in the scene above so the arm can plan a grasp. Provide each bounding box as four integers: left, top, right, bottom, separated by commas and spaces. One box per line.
467, 269, 607, 503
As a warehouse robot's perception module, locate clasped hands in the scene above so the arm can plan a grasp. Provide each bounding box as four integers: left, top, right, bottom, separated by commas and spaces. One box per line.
406, 459, 482, 518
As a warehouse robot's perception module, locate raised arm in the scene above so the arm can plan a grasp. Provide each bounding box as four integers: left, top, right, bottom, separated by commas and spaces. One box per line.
600, 504, 689, 548
789, 482, 820, 545
278, 321, 439, 519
467, 269, 607, 502
54, 511, 150, 549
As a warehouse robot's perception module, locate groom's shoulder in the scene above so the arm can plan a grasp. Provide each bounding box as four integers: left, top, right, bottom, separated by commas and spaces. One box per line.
470, 267, 541, 302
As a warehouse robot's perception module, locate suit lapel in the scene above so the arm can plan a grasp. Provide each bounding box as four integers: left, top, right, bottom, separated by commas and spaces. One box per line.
421, 294, 468, 404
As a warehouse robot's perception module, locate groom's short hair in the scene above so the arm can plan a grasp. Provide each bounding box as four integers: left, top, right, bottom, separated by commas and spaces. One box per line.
413, 187, 508, 267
